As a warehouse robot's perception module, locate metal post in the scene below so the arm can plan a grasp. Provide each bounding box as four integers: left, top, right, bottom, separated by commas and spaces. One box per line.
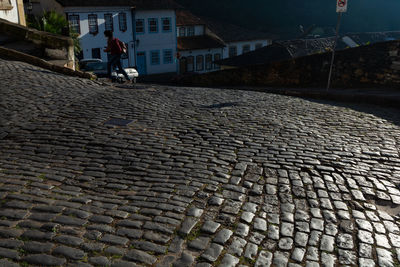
327, 12, 342, 91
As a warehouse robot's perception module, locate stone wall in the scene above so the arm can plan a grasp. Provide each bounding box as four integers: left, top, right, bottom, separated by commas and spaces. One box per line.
178, 40, 400, 89
0, 18, 75, 69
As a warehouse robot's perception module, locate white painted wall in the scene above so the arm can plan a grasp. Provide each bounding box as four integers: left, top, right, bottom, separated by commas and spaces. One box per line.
64, 7, 178, 75
65, 6, 134, 68
135, 9, 177, 75
223, 39, 270, 58
0, 0, 19, 24
177, 25, 204, 37
180, 47, 223, 74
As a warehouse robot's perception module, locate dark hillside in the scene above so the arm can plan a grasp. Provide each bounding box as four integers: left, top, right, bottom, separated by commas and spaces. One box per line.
176, 0, 400, 37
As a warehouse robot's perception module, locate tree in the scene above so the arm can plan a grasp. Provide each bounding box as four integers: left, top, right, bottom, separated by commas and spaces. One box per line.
27, 11, 81, 56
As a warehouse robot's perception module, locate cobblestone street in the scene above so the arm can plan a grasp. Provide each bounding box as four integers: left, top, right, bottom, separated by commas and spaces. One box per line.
1, 59, 400, 267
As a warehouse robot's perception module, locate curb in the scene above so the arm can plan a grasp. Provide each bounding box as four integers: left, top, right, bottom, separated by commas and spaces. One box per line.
200, 84, 400, 110
272, 89, 400, 110
0, 46, 96, 80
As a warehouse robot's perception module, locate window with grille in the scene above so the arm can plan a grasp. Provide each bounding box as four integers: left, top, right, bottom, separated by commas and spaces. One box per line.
88, 14, 98, 34
242, 44, 250, 54
104, 13, 113, 32
162, 18, 171, 32
0, 0, 13, 10
196, 55, 204, 71
148, 18, 158, 33
255, 43, 263, 50
179, 27, 185, 37
68, 14, 80, 34
119, 13, 127, 32
163, 50, 173, 64
151, 50, 160, 65
229, 46, 237, 57
136, 19, 144, 34
92, 48, 101, 59
205, 54, 212, 70
187, 56, 194, 72
213, 53, 221, 69
187, 26, 194, 36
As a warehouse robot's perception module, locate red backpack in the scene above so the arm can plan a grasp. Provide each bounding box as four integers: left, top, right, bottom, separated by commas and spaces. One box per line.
114, 38, 127, 54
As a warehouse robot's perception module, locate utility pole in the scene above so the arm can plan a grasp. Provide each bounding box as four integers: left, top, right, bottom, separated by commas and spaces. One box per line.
327, 0, 348, 90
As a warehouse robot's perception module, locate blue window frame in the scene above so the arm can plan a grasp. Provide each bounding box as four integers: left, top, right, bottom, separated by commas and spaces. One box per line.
135, 19, 144, 34
118, 12, 127, 32
161, 17, 172, 32
104, 13, 113, 32
163, 49, 173, 64
150, 50, 160, 65
68, 14, 80, 34
148, 18, 158, 33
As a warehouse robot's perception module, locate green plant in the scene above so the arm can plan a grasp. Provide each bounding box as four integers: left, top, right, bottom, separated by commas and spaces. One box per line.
27, 11, 81, 56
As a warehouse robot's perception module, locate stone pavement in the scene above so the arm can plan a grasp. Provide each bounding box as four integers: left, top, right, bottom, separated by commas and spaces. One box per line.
1, 58, 400, 267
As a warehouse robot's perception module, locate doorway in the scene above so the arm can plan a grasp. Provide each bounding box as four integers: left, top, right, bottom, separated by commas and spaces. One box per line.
136, 52, 147, 75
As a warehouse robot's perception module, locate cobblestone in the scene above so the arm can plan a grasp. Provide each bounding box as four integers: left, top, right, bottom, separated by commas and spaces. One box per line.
1, 59, 400, 266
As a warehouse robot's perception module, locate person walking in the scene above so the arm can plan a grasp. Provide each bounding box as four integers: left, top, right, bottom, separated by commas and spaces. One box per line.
103, 30, 131, 83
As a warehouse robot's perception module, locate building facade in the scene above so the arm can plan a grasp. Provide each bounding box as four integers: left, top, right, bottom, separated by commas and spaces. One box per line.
176, 10, 224, 74
0, 0, 25, 25
176, 10, 273, 74
64, 6, 135, 69
134, 9, 177, 75
55, 0, 179, 75
223, 39, 270, 59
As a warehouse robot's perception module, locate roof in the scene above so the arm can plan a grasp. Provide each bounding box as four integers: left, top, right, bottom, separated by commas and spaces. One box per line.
56, 0, 182, 9
200, 16, 275, 43
216, 37, 342, 67
178, 35, 225, 51
217, 32, 400, 68
277, 37, 337, 58
216, 43, 292, 67
176, 9, 205, 26
344, 31, 400, 45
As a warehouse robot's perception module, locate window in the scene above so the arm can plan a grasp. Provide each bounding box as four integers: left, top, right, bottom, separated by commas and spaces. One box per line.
255, 43, 263, 50
68, 15, 80, 34
119, 12, 127, 32
205, 54, 212, 70
151, 50, 160, 65
136, 19, 144, 34
187, 56, 194, 72
213, 53, 221, 69
104, 13, 113, 32
196, 55, 204, 71
163, 49, 173, 64
92, 48, 101, 59
148, 18, 158, 33
178, 27, 186, 37
162, 18, 171, 32
242, 44, 250, 54
229, 46, 237, 57
88, 14, 98, 34
187, 26, 194, 36
179, 27, 185, 37
0, 0, 13, 10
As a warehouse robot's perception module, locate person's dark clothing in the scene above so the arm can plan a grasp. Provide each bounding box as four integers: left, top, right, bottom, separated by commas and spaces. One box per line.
107, 54, 130, 81
107, 38, 123, 56
105, 37, 130, 81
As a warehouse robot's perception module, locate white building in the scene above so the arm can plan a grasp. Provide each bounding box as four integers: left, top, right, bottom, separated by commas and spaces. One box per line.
0, 0, 25, 25
134, 9, 178, 75
176, 10, 224, 74
202, 17, 273, 59
176, 10, 273, 74
56, 0, 179, 75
